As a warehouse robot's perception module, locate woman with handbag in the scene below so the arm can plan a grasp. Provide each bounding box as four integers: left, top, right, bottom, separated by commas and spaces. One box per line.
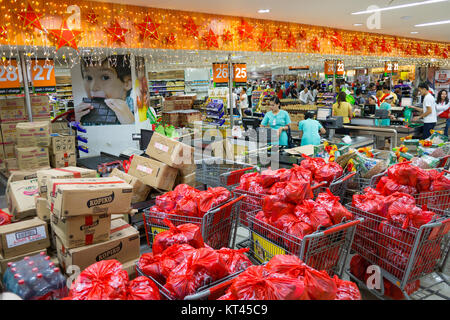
436, 89, 450, 136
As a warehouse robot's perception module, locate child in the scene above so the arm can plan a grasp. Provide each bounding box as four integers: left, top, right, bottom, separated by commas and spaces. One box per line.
75, 55, 134, 124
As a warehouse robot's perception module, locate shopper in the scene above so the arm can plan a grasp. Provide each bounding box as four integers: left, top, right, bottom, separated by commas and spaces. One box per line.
354, 88, 365, 105
367, 83, 377, 97
411, 82, 437, 139
260, 96, 291, 146
246, 83, 253, 109
380, 84, 397, 104
332, 91, 352, 124
298, 111, 326, 146
239, 87, 249, 116
394, 87, 403, 106
376, 94, 394, 126
276, 85, 283, 100
435, 89, 450, 136
290, 84, 298, 99
299, 87, 314, 105
311, 84, 319, 102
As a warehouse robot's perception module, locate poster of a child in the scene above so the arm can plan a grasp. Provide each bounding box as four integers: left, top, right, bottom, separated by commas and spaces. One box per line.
75, 55, 135, 125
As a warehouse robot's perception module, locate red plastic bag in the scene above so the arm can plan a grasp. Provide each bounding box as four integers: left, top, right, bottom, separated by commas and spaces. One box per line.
69, 260, 128, 300
174, 193, 200, 217
379, 177, 418, 196
217, 292, 238, 300
138, 252, 165, 283
349, 255, 370, 281
430, 172, 450, 191
314, 162, 343, 184
290, 164, 313, 183
378, 220, 414, 252
304, 268, 337, 300
159, 244, 197, 279
0, 209, 12, 226
381, 192, 416, 217
308, 202, 333, 231
333, 275, 361, 300
127, 276, 161, 300
238, 172, 262, 191
300, 155, 326, 175
387, 162, 418, 186
269, 182, 288, 198
152, 219, 204, 254
386, 279, 420, 300
197, 187, 231, 214
217, 248, 252, 274
229, 265, 308, 300
316, 190, 353, 225
155, 191, 177, 213
265, 255, 310, 278
173, 184, 199, 199
416, 168, 431, 192
352, 193, 385, 216
261, 168, 281, 188
294, 200, 315, 226
284, 180, 313, 203
387, 202, 423, 229
274, 168, 292, 182
262, 195, 295, 222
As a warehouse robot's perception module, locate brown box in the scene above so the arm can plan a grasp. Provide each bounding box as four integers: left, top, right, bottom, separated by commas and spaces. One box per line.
0, 249, 47, 275
7, 167, 51, 184
48, 177, 133, 217
51, 122, 69, 135
0, 217, 50, 259
111, 214, 129, 223
145, 132, 194, 169
6, 178, 38, 221
30, 95, 51, 119
110, 168, 151, 203
1, 122, 19, 144
37, 166, 97, 199
50, 151, 77, 168
51, 212, 111, 249
128, 155, 178, 191
175, 172, 196, 187
35, 197, 50, 221
56, 219, 140, 273
122, 258, 139, 280
49, 134, 76, 154
16, 121, 51, 147
0, 98, 27, 123
178, 163, 196, 176
3, 143, 16, 158
15, 146, 50, 170
5, 158, 18, 171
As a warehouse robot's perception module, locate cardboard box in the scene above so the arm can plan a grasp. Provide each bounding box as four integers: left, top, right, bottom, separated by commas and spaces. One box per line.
175, 172, 196, 187
111, 214, 129, 223
56, 219, 140, 273
50, 151, 77, 168
7, 167, 51, 184
30, 95, 51, 119
110, 168, 151, 203
0, 98, 27, 123
3, 143, 16, 158
0, 249, 47, 275
145, 132, 194, 169
5, 158, 18, 171
0, 217, 50, 259
51, 122, 69, 135
15, 146, 49, 170
122, 258, 139, 280
6, 178, 38, 221
48, 177, 133, 217
16, 121, 51, 147
51, 212, 111, 249
49, 134, 76, 154
127, 155, 178, 191
37, 166, 97, 199
35, 197, 50, 221
178, 163, 196, 176
1, 122, 19, 144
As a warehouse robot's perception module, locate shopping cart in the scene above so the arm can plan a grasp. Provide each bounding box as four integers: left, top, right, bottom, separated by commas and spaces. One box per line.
135, 263, 247, 300
195, 157, 260, 191
245, 209, 362, 277
346, 205, 450, 300
143, 195, 245, 250
354, 170, 386, 191
313, 172, 357, 201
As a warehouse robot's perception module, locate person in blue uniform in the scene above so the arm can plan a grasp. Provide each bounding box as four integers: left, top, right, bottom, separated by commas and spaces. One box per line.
260, 96, 291, 146
298, 111, 326, 146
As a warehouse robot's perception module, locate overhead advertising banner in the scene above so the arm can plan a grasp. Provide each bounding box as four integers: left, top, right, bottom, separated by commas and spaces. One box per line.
0, 59, 22, 95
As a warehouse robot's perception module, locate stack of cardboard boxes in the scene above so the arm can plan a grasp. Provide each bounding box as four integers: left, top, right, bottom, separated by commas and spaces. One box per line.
48, 134, 76, 168
15, 121, 51, 171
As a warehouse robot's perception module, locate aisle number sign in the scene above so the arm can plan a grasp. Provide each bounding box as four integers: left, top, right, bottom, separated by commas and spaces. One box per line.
28, 59, 56, 93
384, 61, 399, 75
233, 63, 247, 83
213, 63, 229, 84
324, 60, 334, 77
335, 60, 345, 78
0, 59, 22, 95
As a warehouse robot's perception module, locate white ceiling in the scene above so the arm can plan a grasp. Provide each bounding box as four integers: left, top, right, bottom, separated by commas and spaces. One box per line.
93, 0, 450, 42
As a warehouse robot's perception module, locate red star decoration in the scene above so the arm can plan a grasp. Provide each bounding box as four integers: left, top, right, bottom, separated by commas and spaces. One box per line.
404, 44, 412, 55
380, 39, 391, 53
343, 42, 350, 52
0, 26, 7, 40
48, 19, 83, 51
202, 28, 219, 48
286, 31, 296, 49
105, 19, 128, 44
275, 28, 282, 40
443, 48, 449, 59
320, 28, 327, 40
351, 36, 361, 51
298, 30, 307, 41
393, 37, 400, 49
368, 41, 377, 53
18, 3, 44, 31
221, 29, 233, 43
330, 31, 343, 47
425, 44, 433, 55
166, 32, 177, 45
237, 19, 254, 40
434, 44, 441, 56
86, 10, 98, 25
258, 31, 273, 51
183, 17, 199, 39
311, 37, 320, 52
416, 43, 423, 55
136, 16, 160, 41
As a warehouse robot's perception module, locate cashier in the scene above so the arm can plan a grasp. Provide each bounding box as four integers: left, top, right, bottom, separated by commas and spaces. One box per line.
260, 96, 291, 146
375, 94, 394, 126
298, 111, 326, 146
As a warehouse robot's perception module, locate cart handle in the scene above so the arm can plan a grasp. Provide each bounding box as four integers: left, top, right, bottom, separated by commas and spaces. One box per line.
335, 171, 356, 183
311, 182, 327, 191
211, 195, 246, 213
322, 218, 363, 236
227, 167, 257, 176
184, 277, 236, 300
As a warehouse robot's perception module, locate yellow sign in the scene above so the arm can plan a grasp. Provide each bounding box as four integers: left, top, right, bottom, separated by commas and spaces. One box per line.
150, 226, 168, 240
251, 232, 286, 264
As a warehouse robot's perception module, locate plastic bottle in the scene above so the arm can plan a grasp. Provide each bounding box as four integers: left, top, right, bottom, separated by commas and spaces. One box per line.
2, 266, 17, 289
8, 273, 23, 293
35, 255, 51, 270
31, 273, 51, 300
47, 268, 68, 299
42, 262, 56, 281
27, 268, 40, 289
16, 279, 34, 300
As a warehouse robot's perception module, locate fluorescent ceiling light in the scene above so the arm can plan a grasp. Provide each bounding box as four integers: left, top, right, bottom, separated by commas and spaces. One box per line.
352, 0, 447, 15
353, 23, 363, 26
415, 19, 450, 27
258, 9, 270, 13
411, 31, 419, 34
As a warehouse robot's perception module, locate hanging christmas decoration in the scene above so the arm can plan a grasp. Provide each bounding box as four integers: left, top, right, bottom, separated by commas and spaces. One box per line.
105, 19, 129, 44
416, 43, 423, 55
342, 42, 349, 53
320, 28, 327, 40
380, 39, 391, 53
166, 32, 177, 45
237, 19, 254, 40
0, 26, 7, 41
286, 31, 296, 49
368, 41, 377, 53
221, 29, 233, 43
258, 31, 273, 51
86, 10, 99, 25
393, 37, 400, 49
425, 44, 433, 55
275, 27, 282, 40
202, 28, 219, 48
434, 44, 441, 56
442, 48, 449, 59
298, 30, 307, 41
48, 19, 83, 51
404, 43, 413, 55
182, 17, 200, 39
330, 31, 343, 47
136, 16, 160, 41
18, 3, 44, 31
351, 36, 361, 51
311, 37, 320, 52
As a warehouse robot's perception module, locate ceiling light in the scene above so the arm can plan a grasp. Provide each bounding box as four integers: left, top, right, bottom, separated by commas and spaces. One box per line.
411, 31, 419, 34
258, 9, 270, 13
353, 23, 363, 26
415, 19, 450, 27
351, 0, 447, 15
401, 16, 412, 20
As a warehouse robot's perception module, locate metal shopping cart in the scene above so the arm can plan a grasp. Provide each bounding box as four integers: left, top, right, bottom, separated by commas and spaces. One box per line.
346, 205, 450, 300
143, 195, 245, 250
195, 157, 260, 191
245, 210, 362, 277
313, 172, 357, 201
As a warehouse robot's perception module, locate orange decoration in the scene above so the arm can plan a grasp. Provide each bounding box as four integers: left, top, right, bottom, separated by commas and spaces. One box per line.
221, 29, 233, 43
416, 43, 423, 55
166, 32, 177, 45
442, 48, 448, 59
136, 16, 160, 41
381, 39, 391, 53
404, 43, 413, 55
275, 27, 282, 40
48, 19, 83, 51
320, 28, 327, 40
258, 31, 273, 51
311, 37, 320, 51
105, 19, 128, 44
393, 37, 400, 49
202, 28, 219, 48
237, 19, 254, 40
286, 31, 296, 48
434, 44, 440, 56
298, 30, 307, 41
351, 36, 361, 51
183, 17, 200, 39
86, 10, 98, 24
0, 26, 7, 40
330, 31, 343, 47
18, 3, 44, 31
368, 41, 377, 53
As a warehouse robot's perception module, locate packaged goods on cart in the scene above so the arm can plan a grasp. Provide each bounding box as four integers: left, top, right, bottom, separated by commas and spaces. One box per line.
110, 168, 151, 203
6, 178, 38, 221
65, 260, 160, 300
217, 255, 361, 300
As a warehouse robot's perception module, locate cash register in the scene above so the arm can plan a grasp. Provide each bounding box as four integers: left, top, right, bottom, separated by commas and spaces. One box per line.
317, 107, 343, 139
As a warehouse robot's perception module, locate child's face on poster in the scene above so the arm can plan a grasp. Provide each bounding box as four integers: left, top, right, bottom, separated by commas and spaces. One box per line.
83, 65, 131, 100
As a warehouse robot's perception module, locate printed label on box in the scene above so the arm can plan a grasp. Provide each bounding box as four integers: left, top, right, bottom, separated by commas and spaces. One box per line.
6, 225, 47, 248
154, 142, 169, 153
137, 165, 153, 175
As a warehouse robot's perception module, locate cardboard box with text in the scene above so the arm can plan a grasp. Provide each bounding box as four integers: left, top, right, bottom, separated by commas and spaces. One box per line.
16, 121, 51, 147
145, 132, 194, 169
127, 155, 178, 191
0, 98, 27, 123
110, 168, 151, 203
6, 178, 38, 221
15, 146, 49, 170
50, 151, 77, 168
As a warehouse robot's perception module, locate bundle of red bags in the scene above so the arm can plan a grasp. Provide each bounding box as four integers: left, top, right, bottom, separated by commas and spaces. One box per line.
217, 255, 361, 300
376, 162, 450, 196
0, 209, 12, 226
149, 184, 232, 218
65, 260, 160, 300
